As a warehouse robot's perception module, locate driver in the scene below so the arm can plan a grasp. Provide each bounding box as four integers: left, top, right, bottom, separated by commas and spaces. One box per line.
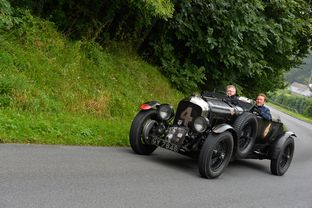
255, 93, 272, 121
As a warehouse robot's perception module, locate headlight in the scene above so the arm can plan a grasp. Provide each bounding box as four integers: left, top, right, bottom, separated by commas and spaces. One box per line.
193, 116, 209, 133
157, 104, 174, 121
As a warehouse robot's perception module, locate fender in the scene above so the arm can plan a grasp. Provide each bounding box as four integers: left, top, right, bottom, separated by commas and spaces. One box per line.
140, 101, 160, 110
212, 123, 237, 139
271, 131, 296, 159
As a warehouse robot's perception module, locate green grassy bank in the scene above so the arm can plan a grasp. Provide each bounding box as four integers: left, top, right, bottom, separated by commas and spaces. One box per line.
0, 11, 183, 145
268, 103, 312, 125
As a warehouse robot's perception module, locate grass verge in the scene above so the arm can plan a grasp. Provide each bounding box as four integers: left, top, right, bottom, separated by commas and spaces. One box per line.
268, 102, 312, 124
0, 10, 184, 146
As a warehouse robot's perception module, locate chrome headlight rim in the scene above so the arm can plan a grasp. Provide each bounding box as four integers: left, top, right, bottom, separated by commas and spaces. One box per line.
193, 116, 209, 133
157, 104, 174, 121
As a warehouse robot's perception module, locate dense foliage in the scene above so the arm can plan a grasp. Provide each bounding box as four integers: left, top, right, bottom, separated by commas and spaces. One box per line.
0, 0, 16, 30
8, 0, 312, 96
9, 0, 173, 43
145, 0, 312, 96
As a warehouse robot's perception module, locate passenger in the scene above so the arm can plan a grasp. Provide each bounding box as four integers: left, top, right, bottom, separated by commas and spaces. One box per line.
255, 93, 272, 121
226, 85, 237, 98
226, 85, 238, 105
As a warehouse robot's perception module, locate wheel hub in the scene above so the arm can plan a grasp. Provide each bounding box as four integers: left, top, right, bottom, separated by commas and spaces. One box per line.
142, 120, 158, 142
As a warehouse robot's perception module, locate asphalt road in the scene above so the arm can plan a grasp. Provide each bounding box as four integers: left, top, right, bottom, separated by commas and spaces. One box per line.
1, 109, 312, 208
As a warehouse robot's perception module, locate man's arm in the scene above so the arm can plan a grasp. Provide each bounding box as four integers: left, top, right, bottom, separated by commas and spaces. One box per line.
260, 107, 272, 121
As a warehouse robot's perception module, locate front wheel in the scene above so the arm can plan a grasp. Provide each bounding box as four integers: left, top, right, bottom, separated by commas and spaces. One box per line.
129, 110, 158, 155
198, 132, 234, 179
270, 137, 294, 176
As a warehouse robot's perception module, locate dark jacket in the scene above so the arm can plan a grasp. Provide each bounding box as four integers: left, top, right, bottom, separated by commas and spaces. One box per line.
257, 105, 272, 121
228, 95, 238, 105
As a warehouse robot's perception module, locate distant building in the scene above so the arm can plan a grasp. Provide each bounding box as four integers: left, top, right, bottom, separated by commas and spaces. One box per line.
289, 82, 312, 97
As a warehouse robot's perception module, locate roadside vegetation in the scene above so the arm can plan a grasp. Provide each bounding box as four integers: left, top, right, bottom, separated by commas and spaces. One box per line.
0, 8, 183, 145
269, 89, 312, 124
272, 55, 312, 124
267, 102, 312, 125
10, 0, 312, 96
0, 0, 311, 145
269, 90, 312, 117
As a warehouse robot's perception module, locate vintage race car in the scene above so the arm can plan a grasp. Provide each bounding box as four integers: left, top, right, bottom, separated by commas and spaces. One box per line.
129, 92, 296, 179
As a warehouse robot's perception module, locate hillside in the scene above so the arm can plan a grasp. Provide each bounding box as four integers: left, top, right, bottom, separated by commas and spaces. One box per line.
0, 11, 183, 145
285, 54, 312, 85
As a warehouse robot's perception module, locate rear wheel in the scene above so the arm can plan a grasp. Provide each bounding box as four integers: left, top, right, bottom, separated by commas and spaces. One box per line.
129, 110, 157, 155
233, 112, 258, 158
270, 137, 294, 176
198, 132, 234, 179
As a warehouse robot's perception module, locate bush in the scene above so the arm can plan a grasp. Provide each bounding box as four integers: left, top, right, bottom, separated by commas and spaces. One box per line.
304, 100, 312, 116
270, 91, 312, 117
0, 0, 14, 30
10, 0, 312, 95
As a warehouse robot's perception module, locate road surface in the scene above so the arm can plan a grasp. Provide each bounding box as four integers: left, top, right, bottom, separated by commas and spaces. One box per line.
1, 108, 312, 208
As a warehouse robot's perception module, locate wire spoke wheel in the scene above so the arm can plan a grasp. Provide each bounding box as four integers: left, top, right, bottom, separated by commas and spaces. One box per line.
129, 110, 158, 155
141, 119, 158, 144
270, 136, 294, 176
239, 124, 253, 151
233, 112, 258, 158
279, 144, 292, 169
210, 141, 228, 172
198, 132, 234, 179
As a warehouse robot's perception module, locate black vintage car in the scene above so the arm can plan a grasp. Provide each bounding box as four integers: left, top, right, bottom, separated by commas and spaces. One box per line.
129, 92, 296, 179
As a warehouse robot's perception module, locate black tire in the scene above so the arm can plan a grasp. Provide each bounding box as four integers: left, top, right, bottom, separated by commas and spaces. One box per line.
129, 110, 157, 155
198, 132, 234, 179
270, 137, 294, 176
233, 112, 258, 158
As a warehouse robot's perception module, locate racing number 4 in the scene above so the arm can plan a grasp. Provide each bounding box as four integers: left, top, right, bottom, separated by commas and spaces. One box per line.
180, 107, 193, 126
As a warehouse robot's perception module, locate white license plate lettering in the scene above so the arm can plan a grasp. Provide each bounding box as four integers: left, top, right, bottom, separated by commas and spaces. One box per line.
151, 138, 178, 152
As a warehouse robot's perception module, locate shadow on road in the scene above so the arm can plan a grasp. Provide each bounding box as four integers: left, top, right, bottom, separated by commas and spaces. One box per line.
119, 148, 272, 177
229, 160, 270, 174
118, 148, 198, 176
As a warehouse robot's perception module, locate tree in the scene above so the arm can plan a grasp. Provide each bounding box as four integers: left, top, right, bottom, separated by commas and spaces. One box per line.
143, 0, 312, 96
9, 0, 174, 42
10, 0, 312, 96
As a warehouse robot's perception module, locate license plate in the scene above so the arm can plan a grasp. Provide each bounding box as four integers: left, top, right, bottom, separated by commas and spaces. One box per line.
150, 138, 179, 152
